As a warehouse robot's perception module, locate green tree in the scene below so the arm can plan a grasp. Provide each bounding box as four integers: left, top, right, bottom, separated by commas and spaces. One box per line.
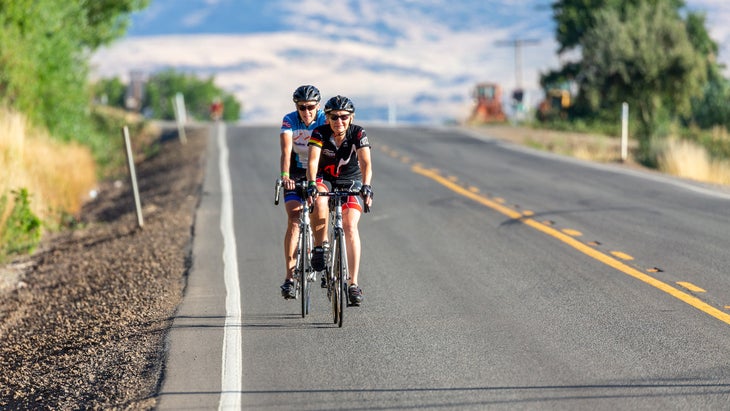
221, 94, 242, 121
92, 77, 127, 107
142, 69, 242, 121
580, 3, 706, 143
683, 11, 729, 130
0, 0, 149, 142
79, 0, 150, 48
546, 0, 716, 163
691, 76, 730, 130
552, 0, 686, 54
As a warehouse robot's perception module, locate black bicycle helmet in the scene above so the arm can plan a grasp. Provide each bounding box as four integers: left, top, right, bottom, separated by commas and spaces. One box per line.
292, 85, 321, 103
324, 95, 355, 113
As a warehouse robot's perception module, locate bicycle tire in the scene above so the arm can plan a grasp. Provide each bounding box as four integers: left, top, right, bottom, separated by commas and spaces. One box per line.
337, 230, 348, 327
299, 224, 310, 318
335, 230, 348, 327
331, 234, 342, 325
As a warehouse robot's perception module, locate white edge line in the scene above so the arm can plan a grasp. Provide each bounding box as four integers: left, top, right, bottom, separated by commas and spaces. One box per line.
217, 123, 243, 409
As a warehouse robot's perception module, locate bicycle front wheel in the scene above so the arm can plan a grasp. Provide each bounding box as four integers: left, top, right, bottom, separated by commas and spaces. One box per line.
331, 234, 342, 325
337, 231, 348, 328
299, 224, 311, 318
333, 230, 347, 327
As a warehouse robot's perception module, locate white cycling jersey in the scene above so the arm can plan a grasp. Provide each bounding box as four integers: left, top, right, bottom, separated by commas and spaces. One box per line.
280, 110, 326, 175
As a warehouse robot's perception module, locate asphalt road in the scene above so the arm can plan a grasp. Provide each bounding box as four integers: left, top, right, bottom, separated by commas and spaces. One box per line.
159, 123, 730, 410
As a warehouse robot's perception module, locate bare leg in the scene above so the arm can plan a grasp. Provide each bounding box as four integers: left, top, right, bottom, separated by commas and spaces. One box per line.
311, 183, 329, 246
284, 200, 301, 280
342, 208, 362, 286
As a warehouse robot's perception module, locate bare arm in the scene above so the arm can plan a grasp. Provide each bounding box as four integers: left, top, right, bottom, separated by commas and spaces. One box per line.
358, 146, 372, 186
307, 144, 321, 183
280, 131, 294, 189
358, 147, 373, 207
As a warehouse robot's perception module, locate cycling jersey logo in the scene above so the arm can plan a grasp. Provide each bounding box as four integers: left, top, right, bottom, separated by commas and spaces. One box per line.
294, 131, 311, 146
360, 136, 369, 146
324, 164, 337, 176
322, 149, 336, 157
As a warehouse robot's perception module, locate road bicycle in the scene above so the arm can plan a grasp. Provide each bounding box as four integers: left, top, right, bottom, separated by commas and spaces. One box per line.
317, 181, 368, 327
274, 178, 315, 318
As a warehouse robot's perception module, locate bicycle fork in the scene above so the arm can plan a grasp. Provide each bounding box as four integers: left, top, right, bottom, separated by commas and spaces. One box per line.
332, 204, 349, 287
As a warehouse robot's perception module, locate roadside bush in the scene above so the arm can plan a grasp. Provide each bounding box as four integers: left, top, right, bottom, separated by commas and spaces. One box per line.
88, 105, 158, 178
0, 189, 42, 262
679, 125, 730, 161
531, 116, 626, 139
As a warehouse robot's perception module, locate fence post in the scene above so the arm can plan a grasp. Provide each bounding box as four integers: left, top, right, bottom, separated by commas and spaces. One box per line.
172, 92, 188, 145
122, 125, 144, 228
621, 102, 629, 162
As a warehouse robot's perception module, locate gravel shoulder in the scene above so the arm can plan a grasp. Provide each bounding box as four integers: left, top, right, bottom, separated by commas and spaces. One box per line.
0, 125, 208, 409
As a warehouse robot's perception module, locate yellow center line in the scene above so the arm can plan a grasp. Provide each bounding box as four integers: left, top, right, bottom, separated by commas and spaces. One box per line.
562, 228, 583, 237
677, 282, 706, 293
610, 251, 634, 261
412, 164, 730, 326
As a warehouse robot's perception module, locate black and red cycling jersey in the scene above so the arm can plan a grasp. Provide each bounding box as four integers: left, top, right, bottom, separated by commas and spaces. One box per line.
308, 124, 371, 181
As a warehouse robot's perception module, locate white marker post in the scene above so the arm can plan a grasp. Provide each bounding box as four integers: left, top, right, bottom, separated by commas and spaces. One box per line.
122, 125, 144, 228
621, 102, 629, 162
172, 92, 188, 145
388, 100, 397, 125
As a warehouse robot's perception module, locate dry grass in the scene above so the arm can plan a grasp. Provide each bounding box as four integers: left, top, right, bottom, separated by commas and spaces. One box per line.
468, 124, 730, 186
468, 124, 633, 163
0, 108, 96, 225
658, 138, 730, 185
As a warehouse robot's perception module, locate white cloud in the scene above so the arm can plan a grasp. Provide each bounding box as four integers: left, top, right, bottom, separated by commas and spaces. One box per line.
91, 28, 558, 124
181, 9, 211, 29
91, 0, 729, 124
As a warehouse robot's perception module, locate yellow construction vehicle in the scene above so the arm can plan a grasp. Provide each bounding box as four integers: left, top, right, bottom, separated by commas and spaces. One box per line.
537, 88, 571, 121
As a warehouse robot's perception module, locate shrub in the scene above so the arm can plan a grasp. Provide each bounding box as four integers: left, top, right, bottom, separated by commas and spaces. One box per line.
0, 189, 42, 262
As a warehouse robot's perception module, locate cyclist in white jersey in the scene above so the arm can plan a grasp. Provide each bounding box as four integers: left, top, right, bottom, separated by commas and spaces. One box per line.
279, 85, 327, 299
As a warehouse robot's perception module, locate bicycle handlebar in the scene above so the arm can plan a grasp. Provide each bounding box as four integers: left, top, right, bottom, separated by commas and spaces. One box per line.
274, 178, 315, 212
274, 178, 282, 205
315, 190, 362, 197
277, 178, 371, 213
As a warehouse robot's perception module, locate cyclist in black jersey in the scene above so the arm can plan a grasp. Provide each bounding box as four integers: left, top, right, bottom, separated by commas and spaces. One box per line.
307, 95, 373, 305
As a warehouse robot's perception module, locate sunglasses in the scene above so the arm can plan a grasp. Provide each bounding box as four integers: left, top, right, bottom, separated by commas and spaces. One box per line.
297, 104, 317, 111
329, 114, 351, 121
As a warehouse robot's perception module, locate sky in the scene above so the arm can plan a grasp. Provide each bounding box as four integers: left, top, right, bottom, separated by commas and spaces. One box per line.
90, 0, 730, 124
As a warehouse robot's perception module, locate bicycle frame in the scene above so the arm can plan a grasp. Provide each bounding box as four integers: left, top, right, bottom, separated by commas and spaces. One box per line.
275, 178, 314, 317
318, 185, 361, 327
325, 193, 347, 291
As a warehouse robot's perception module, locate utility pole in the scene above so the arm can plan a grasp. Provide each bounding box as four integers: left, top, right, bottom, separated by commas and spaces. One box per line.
495, 38, 540, 89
